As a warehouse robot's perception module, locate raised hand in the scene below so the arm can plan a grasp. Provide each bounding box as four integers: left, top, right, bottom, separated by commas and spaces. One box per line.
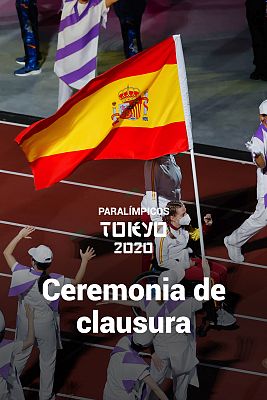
80, 246, 96, 262
151, 353, 165, 372
18, 226, 36, 239
203, 214, 213, 226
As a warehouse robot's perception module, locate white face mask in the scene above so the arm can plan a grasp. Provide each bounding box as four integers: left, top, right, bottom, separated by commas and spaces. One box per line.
179, 214, 191, 226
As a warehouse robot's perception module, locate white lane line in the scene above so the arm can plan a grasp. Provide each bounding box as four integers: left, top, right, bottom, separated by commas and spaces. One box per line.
0, 272, 12, 278
186, 151, 253, 166
5, 328, 267, 378
0, 169, 253, 216
183, 199, 252, 215
61, 179, 143, 197
63, 341, 267, 378
0, 120, 28, 128
63, 337, 114, 351
234, 314, 267, 323
0, 169, 143, 197
199, 363, 267, 378
0, 121, 29, 128
0, 220, 113, 243
23, 387, 94, 400
206, 255, 267, 270
0, 119, 254, 166
0, 219, 266, 271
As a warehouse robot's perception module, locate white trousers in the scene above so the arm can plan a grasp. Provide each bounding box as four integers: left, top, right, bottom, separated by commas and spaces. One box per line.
15, 318, 57, 400
149, 360, 190, 400
58, 79, 75, 109
0, 379, 8, 400
227, 198, 267, 247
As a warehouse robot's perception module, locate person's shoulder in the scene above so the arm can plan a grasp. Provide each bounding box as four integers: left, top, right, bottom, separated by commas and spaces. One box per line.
253, 124, 266, 143
11, 263, 30, 273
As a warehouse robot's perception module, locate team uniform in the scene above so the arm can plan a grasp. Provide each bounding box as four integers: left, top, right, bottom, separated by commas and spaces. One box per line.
0, 339, 24, 400
139, 297, 201, 400
103, 335, 150, 400
55, 0, 109, 108
114, 0, 147, 58
8, 263, 71, 400
141, 155, 182, 271
155, 224, 227, 285
225, 123, 267, 254
15, 0, 41, 76
141, 155, 182, 223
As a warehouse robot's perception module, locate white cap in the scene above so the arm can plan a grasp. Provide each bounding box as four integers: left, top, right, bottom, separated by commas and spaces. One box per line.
259, 100, 267, 115
0, 310, 5, 332
132, 330, 154, 347
158, 268, 185, 290
28, 245, 53, 263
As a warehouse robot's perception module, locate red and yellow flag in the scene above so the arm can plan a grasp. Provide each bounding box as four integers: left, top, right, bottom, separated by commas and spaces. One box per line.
16, 35, 193, 190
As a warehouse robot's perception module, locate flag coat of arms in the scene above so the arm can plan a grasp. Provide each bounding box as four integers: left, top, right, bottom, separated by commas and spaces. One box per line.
16, 35, 193, 190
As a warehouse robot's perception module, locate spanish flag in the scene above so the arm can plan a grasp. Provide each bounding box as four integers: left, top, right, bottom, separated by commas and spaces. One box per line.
16, 35, 193, 190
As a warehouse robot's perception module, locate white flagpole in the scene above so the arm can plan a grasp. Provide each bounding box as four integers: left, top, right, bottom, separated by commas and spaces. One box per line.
189, 148, 208, 269
173, 34, 210, 277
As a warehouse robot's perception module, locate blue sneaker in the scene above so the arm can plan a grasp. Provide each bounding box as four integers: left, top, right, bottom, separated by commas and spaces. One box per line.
16, 57, 26, 65
16, 54, 43, 66
14, 66, 41, 76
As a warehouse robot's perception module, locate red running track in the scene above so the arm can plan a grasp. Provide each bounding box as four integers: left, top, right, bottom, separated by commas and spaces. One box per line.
0, 121, 267, 399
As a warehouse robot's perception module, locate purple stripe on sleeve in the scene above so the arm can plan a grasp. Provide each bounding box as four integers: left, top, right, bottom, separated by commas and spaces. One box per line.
8, 280, 36, 297
264, 194, 267, 208
141, 386, 148, 400
0, 340, 12, 348
49, 299, 60, 312
50, 273, 63, 279
0, 363, 11, 380
111, 346, 126, 356
254, 125, 264, 143
143, 298, 150, 309
59, 0, 102, 32
13, 264, 30, 272
154, 304, 166, 329
56, 23, 100, 61
122, 379, 136, 394
60, 56, 97, 85
165, 299, 184, 314
122, 352, 147, 365
30, 269, 42, 276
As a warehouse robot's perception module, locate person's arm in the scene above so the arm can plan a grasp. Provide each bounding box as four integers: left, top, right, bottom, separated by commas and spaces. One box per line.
3, 226, 35, 270
143, 375, 168, 400
255, 153, 266, 169
143, 160, 161, 222
71, 247, 96, 285
105, 0, 118, 7
188, 214, 213, 241
151, 353, 165, 372
246, 137, 266, 168
22, 304, 35, 351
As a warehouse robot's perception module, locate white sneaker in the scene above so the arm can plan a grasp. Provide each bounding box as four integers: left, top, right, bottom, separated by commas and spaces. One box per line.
216, 309, 236, 327
224, 236, 244, 263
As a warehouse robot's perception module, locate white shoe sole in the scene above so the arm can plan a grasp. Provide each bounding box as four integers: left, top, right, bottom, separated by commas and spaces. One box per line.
224, 237, 244, 263
15, 69, 42, 77
16, 60, 25, 65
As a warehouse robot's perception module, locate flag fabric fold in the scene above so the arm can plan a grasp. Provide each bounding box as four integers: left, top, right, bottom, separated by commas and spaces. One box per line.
16, 35, 193, 190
